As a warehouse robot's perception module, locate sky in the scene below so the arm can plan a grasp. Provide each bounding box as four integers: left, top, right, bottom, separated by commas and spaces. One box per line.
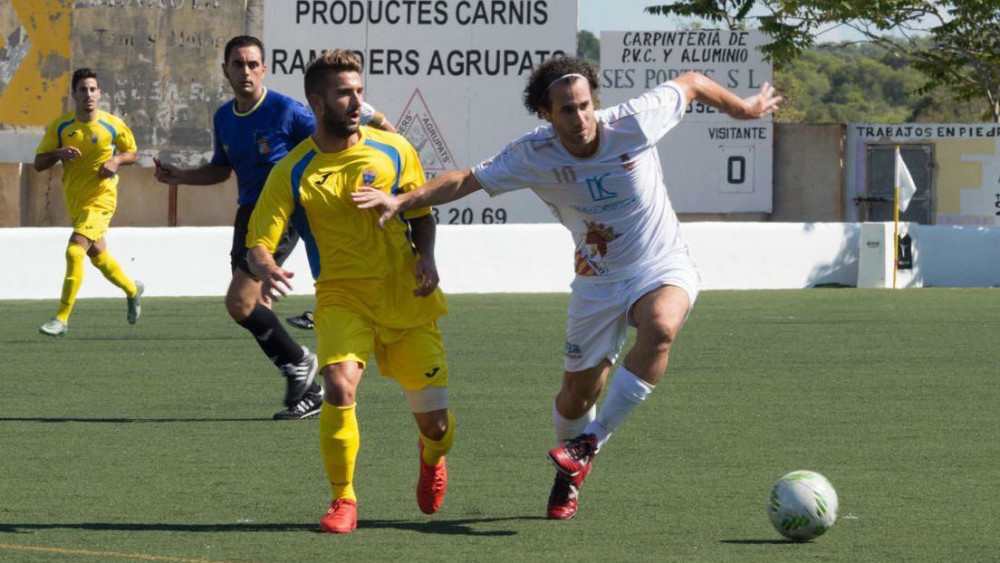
578, 0, 668, 35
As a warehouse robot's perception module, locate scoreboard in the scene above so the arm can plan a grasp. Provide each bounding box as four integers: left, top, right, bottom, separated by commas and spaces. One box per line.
600, 30, 774, 213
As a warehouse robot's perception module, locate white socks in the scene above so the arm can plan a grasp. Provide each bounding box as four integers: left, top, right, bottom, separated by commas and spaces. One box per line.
553, 401, 596, 443
586, 365, 653, 448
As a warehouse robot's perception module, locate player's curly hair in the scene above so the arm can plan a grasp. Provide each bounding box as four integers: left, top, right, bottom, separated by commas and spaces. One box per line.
71, 68, 98, 92
304, 49, 363, 98
522, 56, 599, 118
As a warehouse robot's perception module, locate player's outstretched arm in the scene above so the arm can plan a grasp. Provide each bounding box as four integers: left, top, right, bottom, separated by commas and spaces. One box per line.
153, 160, 232, 186
353, 169, 483, 228
247, 245, 295, 305
672, 71, 782, 120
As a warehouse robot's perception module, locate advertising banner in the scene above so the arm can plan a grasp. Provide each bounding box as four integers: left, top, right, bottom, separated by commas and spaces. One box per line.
264, 0, 579, 224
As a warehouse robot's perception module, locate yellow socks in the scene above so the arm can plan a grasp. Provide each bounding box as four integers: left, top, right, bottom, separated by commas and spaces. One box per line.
420, 410, 455, 466
56, 244, 86, 323
319, 402, 360, 502
90, 250, 137, 296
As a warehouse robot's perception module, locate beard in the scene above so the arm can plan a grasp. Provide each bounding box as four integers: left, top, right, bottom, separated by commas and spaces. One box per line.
320, 100, 359, 138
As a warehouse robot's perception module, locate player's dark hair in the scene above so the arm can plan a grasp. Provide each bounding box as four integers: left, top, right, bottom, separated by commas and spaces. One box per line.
304, 49, 363, 99
71, 68, 98, 92
523, 56, 599, 118
224, 35, 265, 64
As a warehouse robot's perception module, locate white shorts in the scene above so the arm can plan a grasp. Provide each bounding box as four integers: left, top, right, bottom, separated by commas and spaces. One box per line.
563, 247, 700, 372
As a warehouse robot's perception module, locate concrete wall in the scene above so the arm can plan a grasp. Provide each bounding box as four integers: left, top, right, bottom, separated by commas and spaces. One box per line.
0, 0, 847, 227
3, 222, 998, 300
10, 164, 238, 227
0, 162, 19, 226
1, 123, 849, 227
0, 0, 248, 228
771, 123, 844, 222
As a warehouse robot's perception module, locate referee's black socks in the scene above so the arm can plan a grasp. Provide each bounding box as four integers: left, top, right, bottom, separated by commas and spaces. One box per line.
238, 304, 306, 366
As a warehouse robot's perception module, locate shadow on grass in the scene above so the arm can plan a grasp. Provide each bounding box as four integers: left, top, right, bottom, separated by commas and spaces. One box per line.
358, 516, 540, 536
719, 539, 797, 545
0, 417, 273, 423
0, 522, 314, 534
2, 335, 245, 344
0, 516, 539, 536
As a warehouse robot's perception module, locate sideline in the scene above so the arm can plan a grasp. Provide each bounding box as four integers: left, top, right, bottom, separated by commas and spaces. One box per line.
0, 542, 249, 563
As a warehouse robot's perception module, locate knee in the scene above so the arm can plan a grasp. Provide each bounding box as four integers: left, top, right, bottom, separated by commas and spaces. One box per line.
224, 291, 255, 322
323, 372, 358, 406
642, 318, 679, 352
65, 244, 87, 261
417, 413, 448, 441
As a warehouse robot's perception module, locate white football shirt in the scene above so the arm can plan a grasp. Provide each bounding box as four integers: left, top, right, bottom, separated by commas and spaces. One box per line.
360, 102, 377, 125
473, 80, 688, 282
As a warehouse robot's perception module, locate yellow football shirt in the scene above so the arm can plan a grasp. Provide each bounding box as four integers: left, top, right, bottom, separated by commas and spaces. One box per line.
36, 109, 137, 215
248, 127, 447, 328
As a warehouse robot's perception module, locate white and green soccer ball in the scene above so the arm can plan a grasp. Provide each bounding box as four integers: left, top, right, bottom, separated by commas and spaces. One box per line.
767, 470, 838, 541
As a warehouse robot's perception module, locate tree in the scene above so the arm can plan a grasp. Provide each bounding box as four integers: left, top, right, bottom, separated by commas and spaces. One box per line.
772, 42, 962, 123
645, 1, 1000, 122
577, 30, 600, 65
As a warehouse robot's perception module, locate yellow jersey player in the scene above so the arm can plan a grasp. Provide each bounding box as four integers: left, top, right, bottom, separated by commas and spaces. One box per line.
35, 68, 142, 336
247, 50, 452, 534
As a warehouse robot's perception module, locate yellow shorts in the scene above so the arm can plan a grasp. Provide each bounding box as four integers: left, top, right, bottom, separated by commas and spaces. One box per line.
71, 206, 114, 241
315, 305, 448, 392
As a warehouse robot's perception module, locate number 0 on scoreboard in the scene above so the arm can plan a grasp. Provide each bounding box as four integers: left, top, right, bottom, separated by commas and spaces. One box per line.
719, 146, 755, 194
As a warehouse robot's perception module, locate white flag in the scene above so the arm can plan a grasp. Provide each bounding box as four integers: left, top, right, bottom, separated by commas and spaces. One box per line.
894, 147, 917, 213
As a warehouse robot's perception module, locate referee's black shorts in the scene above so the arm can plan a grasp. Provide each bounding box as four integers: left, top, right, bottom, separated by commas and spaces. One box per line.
230, 203, 300, 278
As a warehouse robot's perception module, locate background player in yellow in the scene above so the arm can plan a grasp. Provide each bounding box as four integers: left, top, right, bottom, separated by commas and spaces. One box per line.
34, 68, 143, 337
246, 50, 454, 534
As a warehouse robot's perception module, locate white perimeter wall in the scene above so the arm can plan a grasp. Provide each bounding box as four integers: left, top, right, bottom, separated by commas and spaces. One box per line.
2, 223, 999, 299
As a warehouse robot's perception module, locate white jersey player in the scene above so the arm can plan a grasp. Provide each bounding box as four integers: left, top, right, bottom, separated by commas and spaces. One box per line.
353, 56, 782, 520
475, 80, 687, 283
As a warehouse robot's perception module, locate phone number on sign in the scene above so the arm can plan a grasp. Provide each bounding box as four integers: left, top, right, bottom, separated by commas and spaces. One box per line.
431, 207, 507, 224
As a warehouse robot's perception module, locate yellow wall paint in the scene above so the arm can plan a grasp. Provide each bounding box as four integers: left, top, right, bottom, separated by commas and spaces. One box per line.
935, 139, 995, 214
0, 0, 71, 125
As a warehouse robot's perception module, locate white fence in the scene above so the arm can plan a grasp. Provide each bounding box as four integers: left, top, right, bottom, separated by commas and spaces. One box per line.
2, 223, 999, 300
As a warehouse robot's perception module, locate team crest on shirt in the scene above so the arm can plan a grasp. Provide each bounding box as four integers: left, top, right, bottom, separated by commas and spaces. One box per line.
91, 135, 98, 143
361, 168, 376, 186
254, 130, 271, 154
565, 341, 582, 358
574, 221, 620, 276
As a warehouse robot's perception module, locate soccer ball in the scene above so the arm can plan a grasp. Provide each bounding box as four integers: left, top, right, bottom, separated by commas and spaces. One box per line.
767, 470, 838, 541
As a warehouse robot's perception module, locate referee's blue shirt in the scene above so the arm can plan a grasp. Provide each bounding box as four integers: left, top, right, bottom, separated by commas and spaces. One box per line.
211, 88, 315, 206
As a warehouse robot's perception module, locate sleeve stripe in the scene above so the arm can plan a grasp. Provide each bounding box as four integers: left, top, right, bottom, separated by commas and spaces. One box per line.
97, 119, 118, 154
55, 118, 75, 149
289, 149, 317, 205
362, 138, 402, 194
288, 149, 321, 278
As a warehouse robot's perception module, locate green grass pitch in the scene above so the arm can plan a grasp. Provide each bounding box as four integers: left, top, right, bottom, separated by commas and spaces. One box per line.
1, 289, 997, 562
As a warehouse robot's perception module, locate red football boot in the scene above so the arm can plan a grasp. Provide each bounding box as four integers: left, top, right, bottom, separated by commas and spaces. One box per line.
546, 463, 592, 520
548, 433, 599, 476
319, 498, 357, 534
417, 440, 448, 514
